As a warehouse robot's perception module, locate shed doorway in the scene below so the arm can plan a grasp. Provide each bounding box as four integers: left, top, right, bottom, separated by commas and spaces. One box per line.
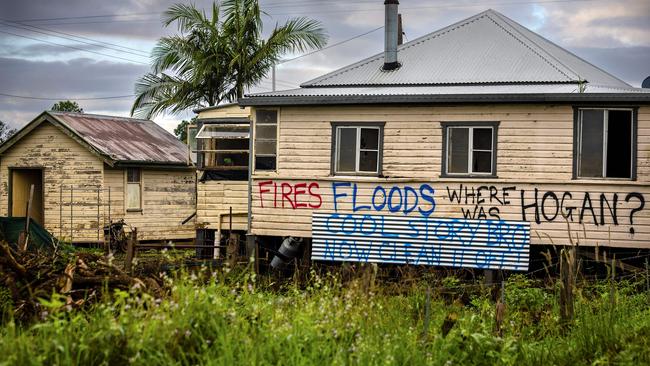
10, 168, 44, 225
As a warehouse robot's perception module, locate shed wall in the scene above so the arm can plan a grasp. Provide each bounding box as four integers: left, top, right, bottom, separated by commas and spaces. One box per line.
103, 167, 196, 241
0, 122, 104, 242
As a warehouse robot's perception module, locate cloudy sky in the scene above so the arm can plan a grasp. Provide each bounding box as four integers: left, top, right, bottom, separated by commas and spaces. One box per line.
1, 0, 649, 133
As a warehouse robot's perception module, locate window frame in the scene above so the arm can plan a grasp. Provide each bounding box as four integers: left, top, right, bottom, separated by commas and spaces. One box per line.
440, 121, 499, 178
330, 122, 385, 176
195, 123, 250, 171
572, 107, 638, 181
187, 123, 198, 165
125, 168, 143, 213
253, 109, 279, 172
124, 167, 144, 212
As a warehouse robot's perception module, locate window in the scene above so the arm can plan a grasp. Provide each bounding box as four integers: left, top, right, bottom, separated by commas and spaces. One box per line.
575, 108, 635, 179
126, 168, 142, 211
195, 124, 249, 170
442, 122, 498, 176
332, 123, 383, 175
187, 124, 198, 164
254, 110, 277, 171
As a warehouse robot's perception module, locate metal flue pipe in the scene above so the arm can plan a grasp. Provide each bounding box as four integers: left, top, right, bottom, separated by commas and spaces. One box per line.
383, 0, 400, 70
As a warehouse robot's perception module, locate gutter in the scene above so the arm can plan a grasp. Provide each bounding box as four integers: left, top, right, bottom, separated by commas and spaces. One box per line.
196, 117, 251, 124
239, 93, 650, 106
192, 102, 239, 114
113, 161, 195, 170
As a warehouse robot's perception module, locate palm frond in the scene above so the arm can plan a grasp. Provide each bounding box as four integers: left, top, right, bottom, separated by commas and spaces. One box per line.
163, 3, 210, 32
267, 17, 328, 54
133, 0, 328, 116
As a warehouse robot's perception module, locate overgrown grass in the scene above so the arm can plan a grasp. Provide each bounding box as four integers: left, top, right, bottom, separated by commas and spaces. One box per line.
0, 266, 648, 365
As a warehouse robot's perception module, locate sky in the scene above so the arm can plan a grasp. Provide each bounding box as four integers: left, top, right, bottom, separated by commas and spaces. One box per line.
0, 0, 649, 133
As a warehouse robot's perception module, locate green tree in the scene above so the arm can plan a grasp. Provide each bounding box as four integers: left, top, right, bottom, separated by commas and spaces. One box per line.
0, 120, 16, 144
174, 118, 195, 143
131, 0, 327, 118
222, 0, 327, 100
51, 100, 83, 113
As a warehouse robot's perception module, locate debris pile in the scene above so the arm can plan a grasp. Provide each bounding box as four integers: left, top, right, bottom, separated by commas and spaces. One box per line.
0, 241, 164, 322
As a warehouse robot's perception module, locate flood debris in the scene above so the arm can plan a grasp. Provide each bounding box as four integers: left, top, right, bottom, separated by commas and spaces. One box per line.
0, 241, 164, 322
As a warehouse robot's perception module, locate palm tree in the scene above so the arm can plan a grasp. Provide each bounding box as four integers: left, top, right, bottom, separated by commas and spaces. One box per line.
222, 0, 326, 100
131, 1, 327, 119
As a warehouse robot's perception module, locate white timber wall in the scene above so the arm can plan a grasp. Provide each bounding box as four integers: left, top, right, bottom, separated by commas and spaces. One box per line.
196, 180, 248, 231
104, 167, 196, 241
249, 104, 650, 248
0, 122, 104, 242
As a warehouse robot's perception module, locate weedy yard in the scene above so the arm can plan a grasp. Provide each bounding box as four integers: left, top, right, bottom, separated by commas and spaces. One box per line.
1, 260, 649, 366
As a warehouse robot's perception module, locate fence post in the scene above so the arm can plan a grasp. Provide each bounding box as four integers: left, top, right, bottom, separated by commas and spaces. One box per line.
645, 258, 650, 294
97, 186, 101, 243
125, 228, 137, 275
422, 286, 431, 339
610, 256, 616, 312
59, 185, 63, 239
495, 279, 506, 336
559, 248, 575, 324
70, 186, 73, 243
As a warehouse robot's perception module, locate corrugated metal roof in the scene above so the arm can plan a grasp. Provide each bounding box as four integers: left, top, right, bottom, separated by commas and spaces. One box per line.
297, 9, 630, 88
240, 83, 650, 106
50, 112, 189, 166
488, 11, 630, 88
247, 83, 650, 98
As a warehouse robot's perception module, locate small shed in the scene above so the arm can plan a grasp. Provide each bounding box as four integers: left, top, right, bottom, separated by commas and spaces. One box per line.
0, 111, 196, 244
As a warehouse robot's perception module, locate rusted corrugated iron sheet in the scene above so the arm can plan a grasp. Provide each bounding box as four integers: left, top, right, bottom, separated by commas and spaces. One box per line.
51, 112, 188, 165
311, 213, 530, 271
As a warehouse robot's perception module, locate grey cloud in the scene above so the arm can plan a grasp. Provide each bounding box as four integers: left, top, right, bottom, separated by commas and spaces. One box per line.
571, 46, 650, 87
2, 0, 188, 40
1, 0, 648, 131
0, 57, 148, 128
589, 15, 650, 30
0, 42, 108, 58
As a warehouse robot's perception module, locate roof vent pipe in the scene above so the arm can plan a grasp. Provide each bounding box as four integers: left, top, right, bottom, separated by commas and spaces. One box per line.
383, 0, 400, 70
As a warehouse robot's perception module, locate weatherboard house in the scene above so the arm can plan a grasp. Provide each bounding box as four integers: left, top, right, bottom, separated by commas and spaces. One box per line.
238, 7, 650, 270
0, 111, 196, 244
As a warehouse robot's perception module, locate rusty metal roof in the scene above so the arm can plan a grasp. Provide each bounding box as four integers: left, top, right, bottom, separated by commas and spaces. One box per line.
49, 112, 189, 166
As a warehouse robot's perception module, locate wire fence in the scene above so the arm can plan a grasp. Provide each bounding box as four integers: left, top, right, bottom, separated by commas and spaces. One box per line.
57, 185, 112, 244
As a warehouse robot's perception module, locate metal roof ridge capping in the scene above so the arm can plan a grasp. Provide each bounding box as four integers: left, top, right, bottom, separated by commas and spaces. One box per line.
240, 9, 648, 105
